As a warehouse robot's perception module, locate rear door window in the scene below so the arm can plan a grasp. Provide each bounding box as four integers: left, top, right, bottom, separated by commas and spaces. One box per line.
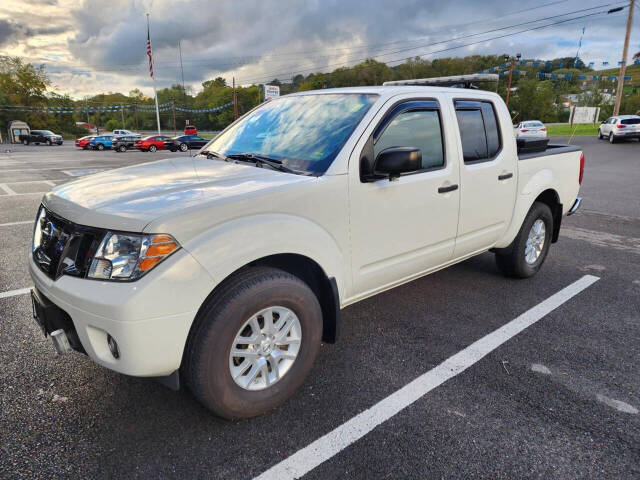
454, 100, 502, 163
621, 118, 640, 125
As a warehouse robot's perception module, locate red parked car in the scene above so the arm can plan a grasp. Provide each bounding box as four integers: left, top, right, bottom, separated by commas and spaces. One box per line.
184, 125, 197, 135
75, 135, 95, 149
134, 135, 172, 152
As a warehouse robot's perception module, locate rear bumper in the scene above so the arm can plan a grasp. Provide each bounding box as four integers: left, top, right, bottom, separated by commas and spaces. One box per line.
567, 197, 582, 216
613, 132, 640, 138
28, 249, 217, 377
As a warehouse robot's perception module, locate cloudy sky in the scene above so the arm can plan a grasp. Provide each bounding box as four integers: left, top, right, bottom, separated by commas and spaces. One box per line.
0, 0, 638, 98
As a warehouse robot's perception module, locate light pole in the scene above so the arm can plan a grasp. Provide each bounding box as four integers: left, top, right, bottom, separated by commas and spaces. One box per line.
613, 0, 635, 116
505, 53, 521, 108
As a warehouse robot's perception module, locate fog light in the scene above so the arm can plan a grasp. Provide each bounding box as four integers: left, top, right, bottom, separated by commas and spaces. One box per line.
107, 334, 120, 359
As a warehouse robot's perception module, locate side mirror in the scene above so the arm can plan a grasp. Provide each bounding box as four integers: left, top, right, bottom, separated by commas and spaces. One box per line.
374, 147, 422, 181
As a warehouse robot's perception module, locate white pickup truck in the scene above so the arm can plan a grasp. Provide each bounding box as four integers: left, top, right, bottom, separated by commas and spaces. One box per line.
29, 80, 584, 418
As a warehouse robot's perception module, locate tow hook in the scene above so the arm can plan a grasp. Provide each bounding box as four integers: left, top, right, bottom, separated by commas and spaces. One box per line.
50, 329, 72, 355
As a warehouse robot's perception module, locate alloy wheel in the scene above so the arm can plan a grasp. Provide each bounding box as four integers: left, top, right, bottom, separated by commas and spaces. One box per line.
229, 306, 302, 391
525, 219, 546, 264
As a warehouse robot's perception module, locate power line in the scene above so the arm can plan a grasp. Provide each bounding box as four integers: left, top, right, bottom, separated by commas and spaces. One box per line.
236, 5, 625, 85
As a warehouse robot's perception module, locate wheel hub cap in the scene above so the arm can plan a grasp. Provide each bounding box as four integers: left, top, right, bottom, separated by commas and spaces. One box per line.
229, 306, 302, 391
525, 219, 546, 264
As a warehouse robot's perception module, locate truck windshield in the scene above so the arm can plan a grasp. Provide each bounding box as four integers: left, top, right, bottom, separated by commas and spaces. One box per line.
202, 93, 378, 175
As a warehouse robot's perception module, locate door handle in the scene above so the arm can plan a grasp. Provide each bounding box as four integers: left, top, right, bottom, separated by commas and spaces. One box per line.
438, 184, 459, 194
498, 173, 513, 181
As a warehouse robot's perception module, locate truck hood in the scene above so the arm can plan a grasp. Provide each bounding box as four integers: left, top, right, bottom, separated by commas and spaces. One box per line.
43, 156, 315, 232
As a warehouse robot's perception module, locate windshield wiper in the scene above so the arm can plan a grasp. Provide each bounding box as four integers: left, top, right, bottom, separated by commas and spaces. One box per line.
225, 153, 305, 175
200, 150, 228, 161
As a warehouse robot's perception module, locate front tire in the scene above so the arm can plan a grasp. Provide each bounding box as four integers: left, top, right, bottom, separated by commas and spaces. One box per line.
22, 139, 29, 145
598, 129, 603, 139
184, 267, 323, 419
97, 143, 105, 151
495, 202, 553, 279
118, 145, 126, 152
148, 145, 157, 152
179, 143, 188, 152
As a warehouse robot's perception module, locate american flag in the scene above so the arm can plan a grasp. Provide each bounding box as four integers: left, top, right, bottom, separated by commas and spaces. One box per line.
146, 25, 154, 78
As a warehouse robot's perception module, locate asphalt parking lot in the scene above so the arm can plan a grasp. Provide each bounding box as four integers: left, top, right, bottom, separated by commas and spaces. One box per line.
1, 137, 639, 479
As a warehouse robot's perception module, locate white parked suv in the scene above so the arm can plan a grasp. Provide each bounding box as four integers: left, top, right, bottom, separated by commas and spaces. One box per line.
514, 120, 547, 138
30, 82, 584, 418
598, 115, 640, 143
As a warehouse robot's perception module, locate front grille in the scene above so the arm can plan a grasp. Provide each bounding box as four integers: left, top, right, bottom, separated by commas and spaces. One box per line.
33, 208, 103, 280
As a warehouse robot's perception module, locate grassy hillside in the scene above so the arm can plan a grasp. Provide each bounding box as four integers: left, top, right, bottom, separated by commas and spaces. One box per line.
595, 63, 640, 84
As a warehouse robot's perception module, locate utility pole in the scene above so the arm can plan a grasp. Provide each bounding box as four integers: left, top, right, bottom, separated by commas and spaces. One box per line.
120, 105, 125, 129
613, 0, 635, 116
172, 101, 177, 136
134, 104, 139, 130
179, 41, 186, 100
179, 40, 186, 132
505, 53, 521, 108
233, 77, 238, 120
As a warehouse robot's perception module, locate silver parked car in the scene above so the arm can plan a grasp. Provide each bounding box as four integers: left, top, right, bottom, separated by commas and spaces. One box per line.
514, 120, 547, 139
598, 115, 640, 143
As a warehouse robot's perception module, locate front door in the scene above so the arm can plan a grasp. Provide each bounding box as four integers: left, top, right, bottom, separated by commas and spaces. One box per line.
349, 97, 460, 299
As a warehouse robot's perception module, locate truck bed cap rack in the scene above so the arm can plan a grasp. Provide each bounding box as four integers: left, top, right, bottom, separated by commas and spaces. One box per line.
383, 74, 499, 89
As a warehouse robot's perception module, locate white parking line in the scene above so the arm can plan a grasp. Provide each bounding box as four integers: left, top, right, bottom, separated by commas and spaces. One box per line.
0, 220, 32, 227
0, 287, 32, 299
254, 275, 600, 480
0, 191, 45, 197
0, 183, 17, 195
561, 227, 640, 256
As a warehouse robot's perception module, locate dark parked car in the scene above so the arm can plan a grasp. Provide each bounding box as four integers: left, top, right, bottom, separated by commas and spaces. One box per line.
19, 130, 63, 145
167, 134, 208, 152
112, 135, 140, 152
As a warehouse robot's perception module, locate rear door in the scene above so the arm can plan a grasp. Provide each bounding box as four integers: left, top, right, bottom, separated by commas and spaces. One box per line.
601, 117, 615, 136
451, 97, 518, 257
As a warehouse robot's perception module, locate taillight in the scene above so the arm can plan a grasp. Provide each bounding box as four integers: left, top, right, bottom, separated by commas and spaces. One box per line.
521, 129, 529, 132
540, 127, 547, 131
616, 124, 626, 129
579, 153, 585, 186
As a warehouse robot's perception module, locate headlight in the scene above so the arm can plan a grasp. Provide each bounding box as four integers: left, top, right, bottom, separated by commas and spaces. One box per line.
88, 232, 179, 281
32, 207, 46, 252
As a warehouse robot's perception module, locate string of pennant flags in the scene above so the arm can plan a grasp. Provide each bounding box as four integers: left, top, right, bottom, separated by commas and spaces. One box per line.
478, 58, 639, 82
0, 101, 233, 114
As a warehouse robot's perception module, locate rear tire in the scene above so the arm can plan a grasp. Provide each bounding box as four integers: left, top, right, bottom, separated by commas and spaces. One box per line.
179, 143, 188, 152
184, 267, 323, 419
22, 139, 29, 145
118, 145, 126, 152
495, 202, 553, 279
97, 143, 105, 151
609, 133, 616, 144
149, 145, 157, 152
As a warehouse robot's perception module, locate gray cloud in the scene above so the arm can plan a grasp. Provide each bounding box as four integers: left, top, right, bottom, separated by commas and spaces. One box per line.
0, 18, 71, 47
3, 0, 639, 96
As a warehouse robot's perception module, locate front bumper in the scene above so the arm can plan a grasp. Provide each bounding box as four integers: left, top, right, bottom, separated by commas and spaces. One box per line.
29, 248, 217, 377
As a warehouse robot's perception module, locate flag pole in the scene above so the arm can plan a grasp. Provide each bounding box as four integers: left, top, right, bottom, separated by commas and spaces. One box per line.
147, 13, 161, 136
